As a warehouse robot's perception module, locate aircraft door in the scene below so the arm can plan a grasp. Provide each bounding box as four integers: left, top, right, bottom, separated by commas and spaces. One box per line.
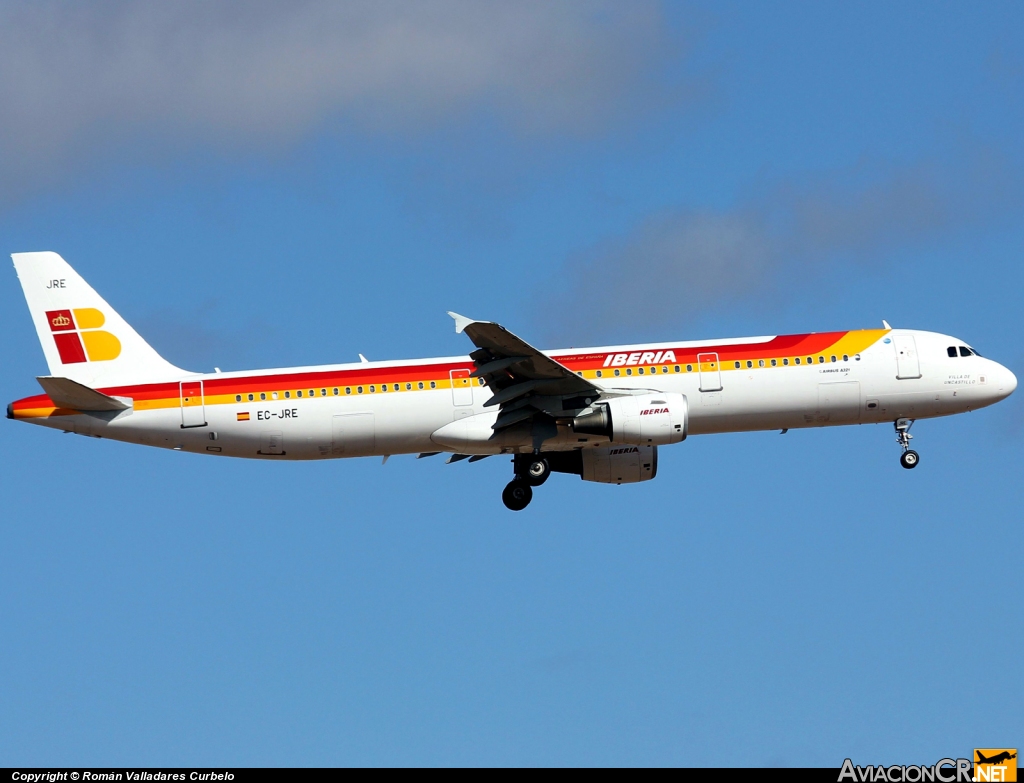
818, 381, 861, 422
894, 334, 922, 379
332, 413, 375, 456
259, 431, 284, 456
450, 369, 473, 406
180, 380, 206, 428
697, 352, 722, 392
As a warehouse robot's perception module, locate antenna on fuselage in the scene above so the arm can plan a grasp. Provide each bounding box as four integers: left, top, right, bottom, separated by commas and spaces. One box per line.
882, 320, 891, 329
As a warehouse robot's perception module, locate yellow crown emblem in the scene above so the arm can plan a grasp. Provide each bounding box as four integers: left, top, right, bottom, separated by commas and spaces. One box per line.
51, 314, 70, 327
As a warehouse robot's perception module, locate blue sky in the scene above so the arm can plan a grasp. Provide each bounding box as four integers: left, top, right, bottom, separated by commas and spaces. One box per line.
1, 1, 1021, 766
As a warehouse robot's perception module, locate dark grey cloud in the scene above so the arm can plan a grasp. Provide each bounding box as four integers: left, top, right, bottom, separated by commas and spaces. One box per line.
0, 1, 685, 201
539, 149, 1024, 342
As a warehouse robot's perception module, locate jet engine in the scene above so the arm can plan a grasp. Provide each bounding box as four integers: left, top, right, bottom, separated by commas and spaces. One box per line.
580, 444, 657, 484
571, 392, 687, 446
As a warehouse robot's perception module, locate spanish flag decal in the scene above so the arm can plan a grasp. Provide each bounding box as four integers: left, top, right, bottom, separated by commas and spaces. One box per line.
237, 412, 250, 421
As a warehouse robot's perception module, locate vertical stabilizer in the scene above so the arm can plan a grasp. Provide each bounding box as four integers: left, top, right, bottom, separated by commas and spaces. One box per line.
12, 252, 184, 388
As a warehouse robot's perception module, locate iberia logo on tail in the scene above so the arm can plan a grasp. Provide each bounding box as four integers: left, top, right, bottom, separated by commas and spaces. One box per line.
45, 308, 121, 363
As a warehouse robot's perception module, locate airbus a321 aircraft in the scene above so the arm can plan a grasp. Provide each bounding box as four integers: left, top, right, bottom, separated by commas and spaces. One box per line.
8, 252, 1018, 510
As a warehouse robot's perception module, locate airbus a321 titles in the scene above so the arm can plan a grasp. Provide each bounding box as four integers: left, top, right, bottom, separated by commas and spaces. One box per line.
8, 252, 1017, 510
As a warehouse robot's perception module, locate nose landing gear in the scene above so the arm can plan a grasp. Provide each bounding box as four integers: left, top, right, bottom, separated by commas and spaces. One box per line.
895, 418, 919, 469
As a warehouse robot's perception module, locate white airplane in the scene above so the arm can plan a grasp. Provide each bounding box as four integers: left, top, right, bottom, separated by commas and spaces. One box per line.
8, 251, 1018, 510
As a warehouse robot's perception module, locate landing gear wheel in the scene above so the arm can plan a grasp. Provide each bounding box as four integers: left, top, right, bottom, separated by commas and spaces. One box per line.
900, 450, 920, 469
502, 480, 533, 511
526, 458, 550, 486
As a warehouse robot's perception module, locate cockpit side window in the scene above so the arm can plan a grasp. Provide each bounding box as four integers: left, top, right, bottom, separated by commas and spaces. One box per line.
959, 346, 972, 357
947, 346, 957, 358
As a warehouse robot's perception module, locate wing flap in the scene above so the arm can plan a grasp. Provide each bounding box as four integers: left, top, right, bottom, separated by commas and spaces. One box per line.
447, 312, 602, 436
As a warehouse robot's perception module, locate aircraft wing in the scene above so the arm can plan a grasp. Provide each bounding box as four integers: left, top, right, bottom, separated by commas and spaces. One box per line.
448, 312, 602, 431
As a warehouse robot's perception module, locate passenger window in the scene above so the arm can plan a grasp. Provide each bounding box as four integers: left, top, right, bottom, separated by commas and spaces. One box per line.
959, 346, 971, 357
309, 390, 315, 397
272, 392, 279, 400
686, 364, 692, 372
735, 361, 741, 369
662, 366, 668, 373
947, 346, 957, 357
284, 391, 291, 398
380, 384, 387, 392
626, 369, 632, 375
321, 389, 327, 396
783, 358, 789, 366
596, 370, 603, 378
345, 387, 352, 395
370, 385, 375, 393
260, 393, 266, 401
830, 355, 836, 363
674, 365, 680, 373
614, 369, 620, 376
357, 386, 363, 394
771, 359, 777, 367
418, 382, 424, 389
248, 393, 254, 401
638, 368, 644, 374
758, 360, 765, 367
843, 355, 849, 362
818, 356, 825, 364
406, 383, 411, 390
795, 357, 801, 365
430, 381, 436, 388
235, 394, 241, 402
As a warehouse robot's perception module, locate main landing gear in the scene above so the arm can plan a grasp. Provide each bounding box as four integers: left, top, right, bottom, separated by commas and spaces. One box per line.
895, 418, 919, 469
501, 455, 551, 511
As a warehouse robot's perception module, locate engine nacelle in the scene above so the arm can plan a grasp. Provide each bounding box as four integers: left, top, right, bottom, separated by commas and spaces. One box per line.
581, 444, 657, 484
572, 392, 687, 446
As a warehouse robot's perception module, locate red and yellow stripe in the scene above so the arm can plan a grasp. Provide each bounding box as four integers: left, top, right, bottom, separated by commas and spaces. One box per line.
8, 329, 889, 419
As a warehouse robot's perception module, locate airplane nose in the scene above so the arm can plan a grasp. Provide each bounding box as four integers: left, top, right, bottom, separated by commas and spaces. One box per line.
1003, 366, 1018, 396
991, 362, 1017, 398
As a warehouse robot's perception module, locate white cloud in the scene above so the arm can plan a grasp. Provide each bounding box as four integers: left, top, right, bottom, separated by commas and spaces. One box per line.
540, 150, 1024, 340
0, 1, 681, 198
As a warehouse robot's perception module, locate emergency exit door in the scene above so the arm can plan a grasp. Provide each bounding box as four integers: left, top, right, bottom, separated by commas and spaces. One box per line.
697, 352, 722, 392
450, 369, 473, 406
180, 380, 206, 428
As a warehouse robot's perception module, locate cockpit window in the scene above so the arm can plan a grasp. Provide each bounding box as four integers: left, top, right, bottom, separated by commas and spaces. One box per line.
947, 346, 957, 358
959, 346, 972, 357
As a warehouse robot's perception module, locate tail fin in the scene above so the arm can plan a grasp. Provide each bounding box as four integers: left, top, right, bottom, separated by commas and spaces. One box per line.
12, 251, 184, 388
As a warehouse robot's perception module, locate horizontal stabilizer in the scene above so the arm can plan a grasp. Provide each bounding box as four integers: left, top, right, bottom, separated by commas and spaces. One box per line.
36, 376, 130, 412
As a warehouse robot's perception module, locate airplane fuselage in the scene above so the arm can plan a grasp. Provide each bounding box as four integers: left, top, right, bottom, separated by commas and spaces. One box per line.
10, 327, 1016, 460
